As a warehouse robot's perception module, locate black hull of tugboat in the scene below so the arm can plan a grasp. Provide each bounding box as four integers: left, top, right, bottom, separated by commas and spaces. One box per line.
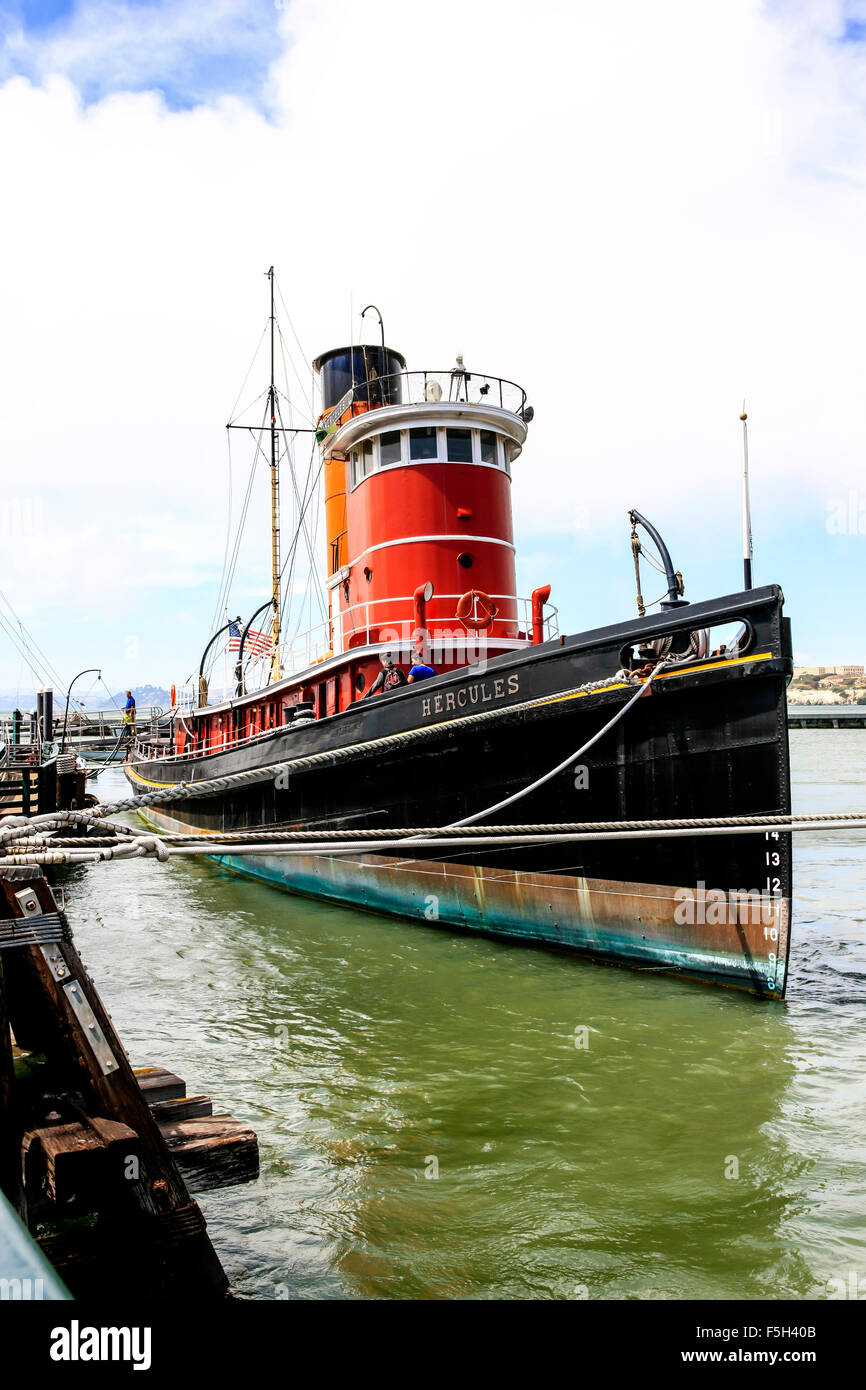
127, 585, 794, 998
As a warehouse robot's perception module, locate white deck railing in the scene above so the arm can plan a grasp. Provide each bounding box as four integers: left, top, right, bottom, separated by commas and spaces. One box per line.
175, 593, 558, 715
276, 592, 558, 676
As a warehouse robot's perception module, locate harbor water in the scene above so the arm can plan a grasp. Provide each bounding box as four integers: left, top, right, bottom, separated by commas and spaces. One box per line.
63, 732, 866, 1300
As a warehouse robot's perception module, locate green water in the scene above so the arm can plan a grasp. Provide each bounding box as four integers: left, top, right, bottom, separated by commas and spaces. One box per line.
64, 733, 866, 1300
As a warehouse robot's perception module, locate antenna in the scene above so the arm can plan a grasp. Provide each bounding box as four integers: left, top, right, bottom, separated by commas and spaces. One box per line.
740, 401, 753, 590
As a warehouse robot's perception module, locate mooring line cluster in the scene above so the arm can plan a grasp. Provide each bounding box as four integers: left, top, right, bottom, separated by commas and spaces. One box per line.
0, 666, 645, 851
0, 812, 865, 868
2, 656, 863, 868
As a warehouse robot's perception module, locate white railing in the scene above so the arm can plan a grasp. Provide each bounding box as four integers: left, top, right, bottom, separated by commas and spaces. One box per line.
0, 706, 167, 742
272, 592, 559, 680
184, 594, 558, 707
326, 368, 528, 420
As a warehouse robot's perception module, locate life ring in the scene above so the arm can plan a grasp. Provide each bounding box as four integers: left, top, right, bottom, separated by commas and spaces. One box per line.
456, 589, 498, 631
170, 683, 176, 706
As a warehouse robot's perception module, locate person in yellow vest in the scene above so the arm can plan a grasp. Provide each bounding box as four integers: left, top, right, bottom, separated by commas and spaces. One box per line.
121, 690, 136, 754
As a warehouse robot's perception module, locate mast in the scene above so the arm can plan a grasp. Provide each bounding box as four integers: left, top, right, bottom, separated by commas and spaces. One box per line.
268, 267, 282, 680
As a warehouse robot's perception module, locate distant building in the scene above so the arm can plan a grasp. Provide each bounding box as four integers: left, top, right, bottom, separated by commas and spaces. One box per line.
794, 665, 864, 678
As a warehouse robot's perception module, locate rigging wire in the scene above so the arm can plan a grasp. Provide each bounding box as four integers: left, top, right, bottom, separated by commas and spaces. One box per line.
0, 612, 50, 692
210, 276, 328, 687
226, 323, 269, 423
214, 413, 266, 631
274, 277, 311, 384
637, 547, 667, 576
274, 394, 326, 626
99, 677, 124, 713
0, 598, 68, 697
276, 321, 313, 422
278, 438, 326, 640
0, 590, 69, 692
273, 314, 326, 663
210, 317, 274, 639
209, 424, 235, 637
227, 388, 270, 427
205, 410, 272, 688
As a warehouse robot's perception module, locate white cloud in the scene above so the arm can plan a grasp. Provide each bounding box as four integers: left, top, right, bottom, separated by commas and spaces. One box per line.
0, 0, 278, 104
1, 0, 865, 683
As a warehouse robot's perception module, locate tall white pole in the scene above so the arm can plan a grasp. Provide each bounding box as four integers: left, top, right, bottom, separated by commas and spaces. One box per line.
740, 402, 753, 589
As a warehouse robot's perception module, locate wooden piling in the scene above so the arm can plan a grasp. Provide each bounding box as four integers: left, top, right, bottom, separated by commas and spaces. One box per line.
0, 955, 24, 1217
0, 866, 232, 1299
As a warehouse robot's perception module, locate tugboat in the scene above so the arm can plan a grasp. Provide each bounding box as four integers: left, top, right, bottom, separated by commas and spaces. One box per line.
126, 276, 793, 998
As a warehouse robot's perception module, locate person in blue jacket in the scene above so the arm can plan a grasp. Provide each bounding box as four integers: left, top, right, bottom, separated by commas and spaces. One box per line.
407, 655, 436, 683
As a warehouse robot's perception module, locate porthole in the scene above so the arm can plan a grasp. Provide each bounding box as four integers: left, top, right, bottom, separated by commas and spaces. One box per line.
458, 553, 474, 569
355, 671, 366, 692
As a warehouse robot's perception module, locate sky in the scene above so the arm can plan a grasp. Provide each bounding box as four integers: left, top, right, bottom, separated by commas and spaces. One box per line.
0, 0, 864, 699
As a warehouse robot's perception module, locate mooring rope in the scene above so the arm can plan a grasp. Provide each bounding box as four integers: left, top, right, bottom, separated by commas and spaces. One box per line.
0, 668, 639, 848
1, 813, 865, 867
3, 653, 861, 870
2, 822, 865, 867
13, 810, 866, 847
446, 659, 667, 828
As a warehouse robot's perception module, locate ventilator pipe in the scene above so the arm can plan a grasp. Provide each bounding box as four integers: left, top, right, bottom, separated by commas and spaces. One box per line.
413, 581, 434, 659
531, 584, 551, 644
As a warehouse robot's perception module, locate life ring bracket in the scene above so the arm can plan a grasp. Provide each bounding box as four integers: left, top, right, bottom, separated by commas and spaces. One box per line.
455, 589, 498, 631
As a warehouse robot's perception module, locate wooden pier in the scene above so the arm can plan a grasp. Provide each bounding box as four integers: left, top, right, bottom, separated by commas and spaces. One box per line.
787, 705, 866, 728
0, 866, 259, 1299
0, 750, 90, 820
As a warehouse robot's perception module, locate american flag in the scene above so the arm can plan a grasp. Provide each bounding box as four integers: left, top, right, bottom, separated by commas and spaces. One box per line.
228, 621, 272, 658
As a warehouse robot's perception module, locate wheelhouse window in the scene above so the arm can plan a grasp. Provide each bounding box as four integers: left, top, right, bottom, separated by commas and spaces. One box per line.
479, 429, 499, 466
379, 430, 402, 466
446, 427, 473, 463
409, 426, 438, 460
347, 425, 513, 488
